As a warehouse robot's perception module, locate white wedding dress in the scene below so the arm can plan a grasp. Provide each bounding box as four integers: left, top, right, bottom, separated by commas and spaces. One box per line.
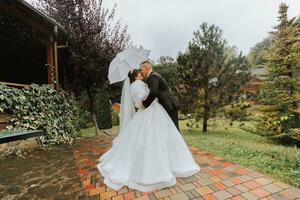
97, 80, 200, 192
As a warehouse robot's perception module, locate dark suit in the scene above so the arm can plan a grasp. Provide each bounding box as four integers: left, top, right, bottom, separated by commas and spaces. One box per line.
142, 71, 179, 130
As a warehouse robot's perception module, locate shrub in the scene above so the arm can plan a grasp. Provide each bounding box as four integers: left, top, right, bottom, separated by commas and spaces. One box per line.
223, 101, 250, 121
96, 88, 112, 129
0, 84, 79, 146
111, 109, 119, 126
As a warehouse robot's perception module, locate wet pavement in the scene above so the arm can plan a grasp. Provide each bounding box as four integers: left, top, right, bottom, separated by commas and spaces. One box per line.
1, 134, 300, 200
0, 144, 84, 200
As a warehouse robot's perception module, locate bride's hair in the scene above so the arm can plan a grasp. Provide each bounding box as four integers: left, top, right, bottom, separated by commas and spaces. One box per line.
128, 69, 139, 84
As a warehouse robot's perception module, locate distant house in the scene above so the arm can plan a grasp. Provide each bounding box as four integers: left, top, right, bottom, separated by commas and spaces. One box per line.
242, 67, 266, 99
0, 0, 73, 91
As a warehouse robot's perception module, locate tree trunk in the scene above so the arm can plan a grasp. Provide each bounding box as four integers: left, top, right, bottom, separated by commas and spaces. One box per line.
202, 53, 209, 133
202, 93, 209, 132
88, 92, 100, 135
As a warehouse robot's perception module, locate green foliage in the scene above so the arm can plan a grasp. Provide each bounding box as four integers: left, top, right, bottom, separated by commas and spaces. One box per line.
223, 101, 250, 121
258, 3, 300, 141
0, 84, 79, 146
111, 109, 119, 126
177, 22, 250, 132
247, 37, 272, 68
96, 88, 112, 129
153, 56, 179, 95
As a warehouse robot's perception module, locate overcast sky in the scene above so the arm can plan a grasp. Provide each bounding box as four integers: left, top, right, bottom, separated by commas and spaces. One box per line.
100, 0, 300, 61
27, 0, 300, 60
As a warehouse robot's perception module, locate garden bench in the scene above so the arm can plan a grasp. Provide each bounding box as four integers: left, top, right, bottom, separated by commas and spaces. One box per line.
0, 130, 44, 144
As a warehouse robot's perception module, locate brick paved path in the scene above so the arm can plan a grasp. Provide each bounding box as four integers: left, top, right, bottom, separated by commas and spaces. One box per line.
72, 136, 300, 200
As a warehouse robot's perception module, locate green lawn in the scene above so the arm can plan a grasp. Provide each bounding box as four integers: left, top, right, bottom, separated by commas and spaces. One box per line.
180, 119, 300, 188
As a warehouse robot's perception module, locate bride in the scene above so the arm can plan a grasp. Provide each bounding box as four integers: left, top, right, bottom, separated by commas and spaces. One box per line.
97, 69, 200, 192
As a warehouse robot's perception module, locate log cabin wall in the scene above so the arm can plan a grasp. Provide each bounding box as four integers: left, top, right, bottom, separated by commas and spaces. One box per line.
0, 0, 71, 91
0, 12, 48, 85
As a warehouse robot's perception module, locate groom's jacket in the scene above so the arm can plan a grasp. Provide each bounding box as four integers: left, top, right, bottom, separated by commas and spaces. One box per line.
142, 71, 178, 112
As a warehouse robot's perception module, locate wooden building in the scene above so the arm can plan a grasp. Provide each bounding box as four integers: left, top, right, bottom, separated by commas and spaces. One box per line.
0, 0, 72, 91
242, 67, 266, 99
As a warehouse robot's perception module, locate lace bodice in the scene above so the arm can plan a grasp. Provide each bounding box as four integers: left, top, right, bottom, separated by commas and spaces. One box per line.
130, 80, 149, 108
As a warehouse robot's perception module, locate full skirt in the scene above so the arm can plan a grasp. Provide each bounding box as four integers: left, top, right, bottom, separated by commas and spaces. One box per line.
97, 101, 200, 192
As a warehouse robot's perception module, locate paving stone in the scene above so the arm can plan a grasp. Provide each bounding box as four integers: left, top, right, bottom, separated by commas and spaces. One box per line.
242, 181, 261, 190
208, 184, 219, 192
148, 193, 157, 200
254, 177, 273, 185
218, 174, 230, 181
210, 176, 222, 183
169, 192, 190, 200
180, 183, 195, 191
273, 181, 290, 189
202, 194, 217, 200
112, 196, 125, 200
71, 138, 300, 200
198, 173, 211, 179
235, 185, 249, 193
169, 187, 177, 195
250, 188, 271, 198
192, 180, 201, 188
190, 189, 200, 197
239, 175, 253, 182
117, 187, 128, 195
190, 197, 203, 200
173, 185, 183, 193
240, 192, 259, 200
89, 186, 105, 196
185, 190, 195, 199
100, 190, 117, 199
213, 182, 226, 190
231, 196, 246, 200
135, 191, 142, 198
213, 190, 233, 200
236, 168, 252, 175
226, 186, 241, 196
198, 178, 213, 186
225, 171, 239, 178
248, 172, 264, 179
283, 187, 300, 198
195, 186, 214, 195
154, 189, 172, 198
271, 192, 292, 200
222, 180, 234, 187
231, 177, 243, 185
262, 184, 283, 194
182, 176, 197, 183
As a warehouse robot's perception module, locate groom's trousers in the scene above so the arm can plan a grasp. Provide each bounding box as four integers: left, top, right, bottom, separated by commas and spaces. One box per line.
167, 107, 179, 131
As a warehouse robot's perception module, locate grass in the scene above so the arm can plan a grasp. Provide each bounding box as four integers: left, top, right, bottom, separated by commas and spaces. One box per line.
180, 118, 300, 188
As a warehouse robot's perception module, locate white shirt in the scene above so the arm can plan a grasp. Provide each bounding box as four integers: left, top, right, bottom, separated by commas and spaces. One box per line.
147, 69, 153, 78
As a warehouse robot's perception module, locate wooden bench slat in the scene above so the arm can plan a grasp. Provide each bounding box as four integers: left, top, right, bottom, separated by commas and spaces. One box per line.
0, 130, 44, 144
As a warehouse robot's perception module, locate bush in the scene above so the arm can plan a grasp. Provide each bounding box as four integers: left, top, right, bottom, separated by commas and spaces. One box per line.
0, 84, 79, 146
96, 88, 112, 129
76, 93, 92, 129
111, 109, 119, 126
223, 101, 250, 121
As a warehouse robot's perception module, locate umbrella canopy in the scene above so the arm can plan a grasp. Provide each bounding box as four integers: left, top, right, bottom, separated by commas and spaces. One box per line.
108, 47, 150, 84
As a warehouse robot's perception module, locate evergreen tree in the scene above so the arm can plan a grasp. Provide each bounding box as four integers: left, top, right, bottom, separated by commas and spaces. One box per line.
259, 3, 300, 138
177, 23, 250, 132
97, 87, 112, 129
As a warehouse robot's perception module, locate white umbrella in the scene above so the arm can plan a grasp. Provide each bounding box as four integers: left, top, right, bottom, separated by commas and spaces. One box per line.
108, 47, 150, 84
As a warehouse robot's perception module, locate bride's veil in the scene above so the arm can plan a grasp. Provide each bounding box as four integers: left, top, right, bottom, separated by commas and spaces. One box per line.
119, 77, 136, 134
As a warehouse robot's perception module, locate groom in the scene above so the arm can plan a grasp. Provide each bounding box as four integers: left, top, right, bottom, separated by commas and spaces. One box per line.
139, 61, 179, 130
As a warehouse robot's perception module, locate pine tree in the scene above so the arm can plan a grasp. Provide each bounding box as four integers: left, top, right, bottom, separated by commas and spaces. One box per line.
259, 3, 300, 139
177, 23, 250, 132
